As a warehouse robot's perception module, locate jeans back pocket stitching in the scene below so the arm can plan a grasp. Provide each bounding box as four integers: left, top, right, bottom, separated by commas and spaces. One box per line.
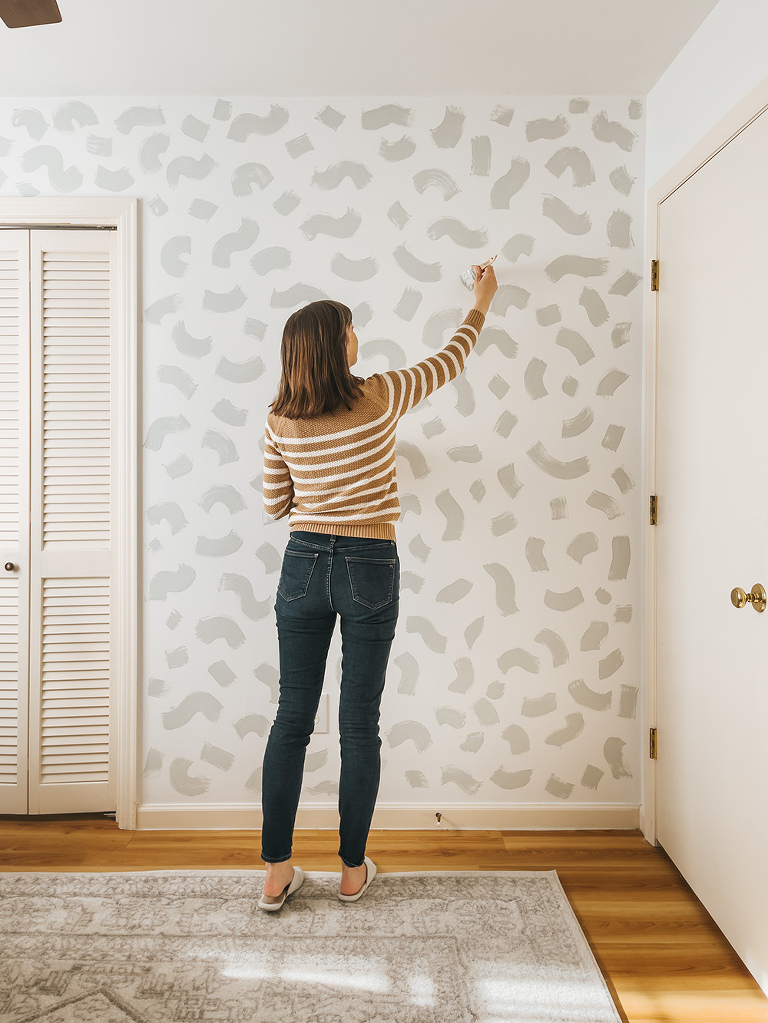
345, 557, 396, 609
278, 551, 319, 601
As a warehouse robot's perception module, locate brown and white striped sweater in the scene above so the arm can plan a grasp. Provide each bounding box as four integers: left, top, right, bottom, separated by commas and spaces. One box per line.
262, 307, 486, 540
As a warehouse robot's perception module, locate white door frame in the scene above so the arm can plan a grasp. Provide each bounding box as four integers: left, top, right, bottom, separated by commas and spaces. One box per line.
0, 197, 139, 830
642, 75, 768, 844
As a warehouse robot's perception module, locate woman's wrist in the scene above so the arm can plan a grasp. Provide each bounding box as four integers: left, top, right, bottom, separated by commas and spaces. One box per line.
472, 302, 489, 317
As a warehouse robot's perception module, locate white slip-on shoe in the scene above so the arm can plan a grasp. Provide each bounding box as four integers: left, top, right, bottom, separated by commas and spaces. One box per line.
258, 866, 304, 912
338, 856, 377, 903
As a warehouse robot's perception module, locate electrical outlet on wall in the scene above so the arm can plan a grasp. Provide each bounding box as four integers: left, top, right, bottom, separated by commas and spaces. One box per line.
314, 693, 329, 734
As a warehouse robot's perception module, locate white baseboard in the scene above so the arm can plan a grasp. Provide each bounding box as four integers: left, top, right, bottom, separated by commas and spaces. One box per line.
135, 802, 641, 831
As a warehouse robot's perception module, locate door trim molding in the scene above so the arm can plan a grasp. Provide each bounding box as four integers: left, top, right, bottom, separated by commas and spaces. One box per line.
643, 72, 768, 845
0, 198, 139, 830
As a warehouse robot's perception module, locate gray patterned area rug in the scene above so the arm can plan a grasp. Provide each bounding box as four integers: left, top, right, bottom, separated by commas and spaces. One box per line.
0, 868, 621, 1023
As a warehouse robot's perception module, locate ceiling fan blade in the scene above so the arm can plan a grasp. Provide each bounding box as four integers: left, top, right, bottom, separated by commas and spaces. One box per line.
0, 0, 61, 28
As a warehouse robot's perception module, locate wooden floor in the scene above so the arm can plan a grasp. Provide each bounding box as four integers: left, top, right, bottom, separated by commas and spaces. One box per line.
0, 818, 765, 1023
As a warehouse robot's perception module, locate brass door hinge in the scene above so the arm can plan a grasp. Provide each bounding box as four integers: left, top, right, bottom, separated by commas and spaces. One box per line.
651, 259, 659, 291
650, 494, 657, 525
650, 727, 657, 759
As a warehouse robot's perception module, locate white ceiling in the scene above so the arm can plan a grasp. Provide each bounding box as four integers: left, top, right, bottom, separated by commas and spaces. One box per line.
0, 0, 721, 96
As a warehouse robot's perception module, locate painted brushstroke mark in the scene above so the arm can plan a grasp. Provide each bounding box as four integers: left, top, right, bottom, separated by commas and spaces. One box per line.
255, 542, 281, 575
491, 512, 517, 536
442, 766, 481, 795
405, 770, 428, 788
394, 288, 422, 321
139, 133, 169, 173
604, 737, 633, 778
569, 678, 612, 711
316, 105, 345, 130
543, 195, 591, 235
596, 589, 613, 606
304, 749, 329, 774
556, 328, 595, 365
524, 358, 548, 400
202, 429, 239, 466
423, 308, 462, 348
526, 115, 569, 141
203, 286, 246, 313
216, 355, 264, 383
615, 605, 632, 623
537, 304, 561, 326
528, 441, 590, 480
612, 322, 631, 348
21, 146, 83, 192
545, 147, 595, 187
436, 707, 466, 729
149, 374, 183, 419
380, 136, 416, 161
182, 114, 209, 142
360, 338, 407, 368
201, 744, 235, 772
610, 165, 635, 196
244, 767, 262, 796
551, 497, 568, 519
491, 105, 514, 126
254, 662, 279, 703
422, 417, 444, 438
273, 191, 299, 216
427, 218, 487, 248
331, 253, 378, 281
495, 411, 517, 439
406, 616, 447, 653
471, 136, 491, 176
562, 406, 594, 439
490, 158, 530, 208
476, 327, 518, 359
501, 236, 535, 265
270, 283, 328, 307
144, 745, 164, 777
395, 652, 419, 695
170, 759, 210, 797
396, 441, 430, 479
147, 502, 187, 534
212, 217, 259, 268
546, 255, 608, 282
115, 105, 165, 134
219, 573, 272, 621
163, 691, 222, 730
545, 587, 584, 611
484, 563, 519, 616
562, 377, 579, 396
213, 398, 248, 427
570, 99, 590, 114
579, 287, 609, 326
448, 657, 474, 693
53, 100, 97, 134
599, 648, 624, 679
144, 414, 190, 451
306, 780, 340, 797
250, 247, 291, 276
629, 99, 643, 120
461, 733, 484, 753
401, 571, 424, 593
535, 629, 569, 667
526, 537, 548, 572
492, 768, 533, 790
12, 107, 48, 141
608, 536, 631, 581
546, 713, 584, 747
498, 463, 523, 499
497, 647, 538, 674
166, 646, 188, 668
387, 720, 433, 751
244, 317, 266, 339
160, 236, 191, 277
522, 693, 557, 717
285, 133, 313, 159
213, 99, 232, 120
164, 455, 192, 479
619, 685, 639, 719
387, 202, 410, 230
473, 698, 499, 726
232, 163, 273, 196
612, 467, 634, 495
609, 270, 642, 295
596, 369, 629, 396
188, 198, 217, 220
436, 490, 464, 540
194, 615, 246, 648
545, 775, 574, 800
166, 154, 216, 188
234, 713, 270, 738
312, 161, 372, 190
195, 531, 243, 557
608, 210, 633, 248
470, 479, 486, 502
301, 207, 361, 240
393, 244, 441, 282
362, 104, 413, 129
503, 724, 530, 755
431, 106, 464, 148
581, 765, 604, 791
581, 621, 609, 650
409, 534, 430, 562
201, 484, 247, 514
602, 425, 625, 451
228, 106, 289, 140
465, 616, 484, 649
172, 320, 211, 358
593, 111, 637, 152
567, 532, 599, 563
588, 491, 624, 519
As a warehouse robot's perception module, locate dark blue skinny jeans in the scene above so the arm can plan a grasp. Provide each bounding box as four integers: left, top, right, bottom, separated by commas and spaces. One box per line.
260, 530, 400, 868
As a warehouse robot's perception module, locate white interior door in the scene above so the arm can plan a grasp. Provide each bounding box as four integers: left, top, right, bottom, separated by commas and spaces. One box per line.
0, 228, 117, 815
656, 107, 768, 992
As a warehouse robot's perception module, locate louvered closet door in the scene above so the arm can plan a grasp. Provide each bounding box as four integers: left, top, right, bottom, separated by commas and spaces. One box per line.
28, 230, 117, 813
0, 231, 31, 813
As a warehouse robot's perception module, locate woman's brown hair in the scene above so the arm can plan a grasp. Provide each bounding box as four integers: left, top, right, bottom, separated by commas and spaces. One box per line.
269, 300, 365, 419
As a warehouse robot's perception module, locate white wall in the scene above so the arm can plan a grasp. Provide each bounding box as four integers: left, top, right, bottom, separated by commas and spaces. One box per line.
646, 0, 768, 186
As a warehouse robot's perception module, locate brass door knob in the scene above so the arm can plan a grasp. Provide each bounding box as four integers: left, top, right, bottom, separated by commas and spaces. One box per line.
4, 562, 15, 572
731, 583, 766, 612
